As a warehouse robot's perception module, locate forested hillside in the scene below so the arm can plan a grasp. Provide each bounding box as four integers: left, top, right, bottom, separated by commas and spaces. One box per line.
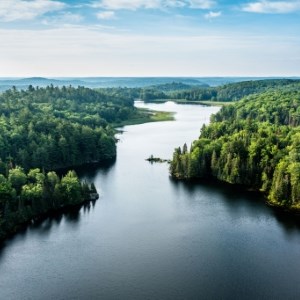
140, 79, 300, 102
0, 85, 142, 170
170, 89, 300, 211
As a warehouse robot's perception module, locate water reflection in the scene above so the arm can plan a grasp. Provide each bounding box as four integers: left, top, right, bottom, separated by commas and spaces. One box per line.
170, 177, 300, 235
76, 159, 116, 183
271, 209, 300, 235
57, 158, 116, 180
0, 204, 85, 259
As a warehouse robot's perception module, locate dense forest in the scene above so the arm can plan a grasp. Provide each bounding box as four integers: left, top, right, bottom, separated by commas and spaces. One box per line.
0, 167, 98, 240
140, 79, 300, 102
0, 85, 145, 170
0, 85, 145, 241
170, 89, 300, 211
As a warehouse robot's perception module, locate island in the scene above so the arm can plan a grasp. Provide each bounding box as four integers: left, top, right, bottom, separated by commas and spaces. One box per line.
146, 155, 170, 163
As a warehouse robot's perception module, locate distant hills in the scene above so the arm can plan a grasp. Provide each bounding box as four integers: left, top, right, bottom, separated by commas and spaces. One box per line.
0, 76, 299, 92
0, 77, 87, 91
0, 77, 209, 91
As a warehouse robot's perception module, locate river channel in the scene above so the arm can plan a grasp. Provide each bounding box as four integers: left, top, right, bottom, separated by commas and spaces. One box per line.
1, 101, 300, 299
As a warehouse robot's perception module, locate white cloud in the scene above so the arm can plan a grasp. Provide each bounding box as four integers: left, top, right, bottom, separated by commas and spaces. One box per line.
0, 0, 66, 22
96, 11, 116, 20
90, 0, 215, 10
91, 0, 162, 10
42, 12, 83, 25
242, 1, 300, 14
188, 0, 216, 9
204, 11, 221, 19
164, 0, 186, 8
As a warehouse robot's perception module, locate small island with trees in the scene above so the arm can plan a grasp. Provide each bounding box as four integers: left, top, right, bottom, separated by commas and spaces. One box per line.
146, 155, 170, 163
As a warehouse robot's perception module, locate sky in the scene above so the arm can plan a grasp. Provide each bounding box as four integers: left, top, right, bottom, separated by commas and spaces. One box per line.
0, 0, 299, 77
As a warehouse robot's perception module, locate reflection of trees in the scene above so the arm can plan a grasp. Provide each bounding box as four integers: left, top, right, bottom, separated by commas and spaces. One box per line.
272, 210, 300, 235
59, 158, 116, 182
170, 176, 300, 236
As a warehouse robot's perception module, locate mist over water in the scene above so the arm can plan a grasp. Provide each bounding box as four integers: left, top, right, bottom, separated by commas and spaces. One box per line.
1, 102, 300, 299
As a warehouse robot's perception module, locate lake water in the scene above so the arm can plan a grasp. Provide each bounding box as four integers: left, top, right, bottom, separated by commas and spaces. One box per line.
1, 101, 300, 299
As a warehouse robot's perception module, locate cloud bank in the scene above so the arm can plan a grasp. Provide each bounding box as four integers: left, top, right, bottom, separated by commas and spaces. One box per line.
1, 26, 299, 76
242, 1, 300, 14
90, 0, 216, 10
0, 0, 66, 22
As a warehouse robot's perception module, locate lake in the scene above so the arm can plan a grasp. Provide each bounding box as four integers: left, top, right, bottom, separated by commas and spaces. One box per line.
1, 101, 300, 299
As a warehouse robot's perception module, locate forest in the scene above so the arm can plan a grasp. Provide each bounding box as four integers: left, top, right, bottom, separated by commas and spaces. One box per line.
0, 84, 145, 241
2, 79, 300, 240
139, 79, 300, 102
0, 168, 97, 240
170, 88, 300, 211
0, 85, 146, 170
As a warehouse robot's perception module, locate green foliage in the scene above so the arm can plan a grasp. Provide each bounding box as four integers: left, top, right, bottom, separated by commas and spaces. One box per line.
0, 85, 147, 241
141, 79, 300, 103
61, 171, 82, 205
170, 89, 300, 211
0, 167, 98, 241
8, 167, 27, 193
0, 85, 143, 170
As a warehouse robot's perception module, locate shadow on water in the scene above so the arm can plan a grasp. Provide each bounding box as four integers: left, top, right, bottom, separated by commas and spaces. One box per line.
56, 158, 116, 179
271, 209, 300, 234
170, 177, 300, 234
73, 159, 116, 181
0, 201, 93, 263
0, 156, 107, 261
81, 200, 96, 214
170, 177, 264, 204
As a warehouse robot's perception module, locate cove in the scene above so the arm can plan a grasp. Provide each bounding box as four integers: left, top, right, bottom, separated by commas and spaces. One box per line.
1, 101, 300, 299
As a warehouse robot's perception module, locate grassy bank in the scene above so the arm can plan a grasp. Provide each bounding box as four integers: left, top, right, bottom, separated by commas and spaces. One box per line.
113, 108, 174, 127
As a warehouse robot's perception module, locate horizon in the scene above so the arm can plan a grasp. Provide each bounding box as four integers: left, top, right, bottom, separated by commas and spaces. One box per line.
1, 75, 300, 79
1, 0, 300, 77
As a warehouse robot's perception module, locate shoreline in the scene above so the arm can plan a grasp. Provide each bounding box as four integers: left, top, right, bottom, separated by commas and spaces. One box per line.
142, 98, 232, 106
170, 175, 300, 216
0, 198, 98, 245
0, 193, 98, 244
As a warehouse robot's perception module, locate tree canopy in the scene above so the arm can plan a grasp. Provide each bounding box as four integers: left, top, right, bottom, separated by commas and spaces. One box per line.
0, 167, 97, 241
170, 89, 300, 211
140, 79, 300, 103
0, 85, 144, 170
0, 84, 142, 241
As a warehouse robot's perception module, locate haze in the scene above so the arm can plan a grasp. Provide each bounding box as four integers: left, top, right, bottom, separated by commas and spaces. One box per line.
0, 0, 299, 77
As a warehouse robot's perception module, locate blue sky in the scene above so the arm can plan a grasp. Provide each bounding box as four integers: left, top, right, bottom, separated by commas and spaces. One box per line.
0, 0, 299, 76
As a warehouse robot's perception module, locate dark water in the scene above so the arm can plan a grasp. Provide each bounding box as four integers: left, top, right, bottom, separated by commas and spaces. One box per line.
1, 101, 300, 300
